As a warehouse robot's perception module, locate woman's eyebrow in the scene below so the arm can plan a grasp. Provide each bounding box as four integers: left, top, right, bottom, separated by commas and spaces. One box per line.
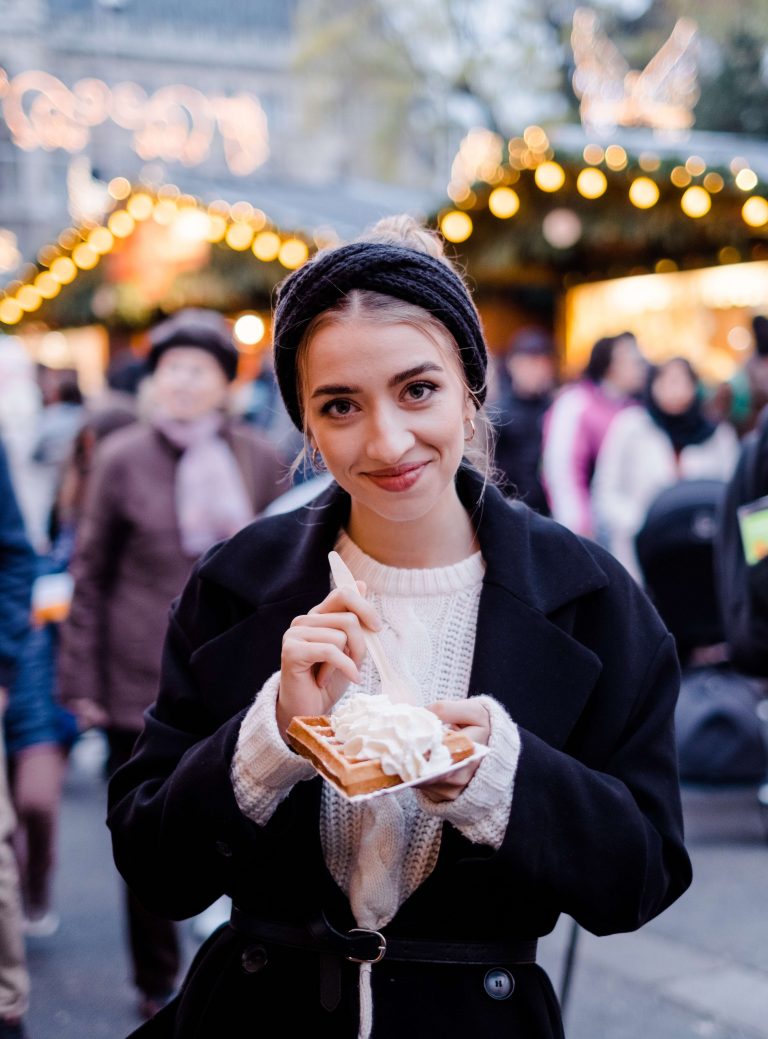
388, 362, 443, 387
311, 362, 444, 399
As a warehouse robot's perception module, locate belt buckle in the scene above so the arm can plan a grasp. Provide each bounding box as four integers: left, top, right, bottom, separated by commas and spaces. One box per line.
346, 927, 387, 964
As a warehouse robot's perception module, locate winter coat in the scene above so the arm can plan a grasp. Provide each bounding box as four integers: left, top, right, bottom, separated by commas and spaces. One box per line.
592, 407, 739, 582
541, 381, 635, 537
0, 440, 35, 690
715, 408, 768, 674
107, 467, 692, 1038
57, 420, 286, 731
492, 390, 551, 513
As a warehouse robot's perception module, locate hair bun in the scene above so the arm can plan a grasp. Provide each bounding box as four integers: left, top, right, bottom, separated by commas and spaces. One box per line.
360, 214, 449, 265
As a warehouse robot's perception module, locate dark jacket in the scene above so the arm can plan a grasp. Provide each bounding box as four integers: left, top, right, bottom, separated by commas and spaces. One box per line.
715, 408, 768, 674
492, 390, 551, 513
0, 440, 35, 690
58, 420, 287, 730
108, 468, 691, 1037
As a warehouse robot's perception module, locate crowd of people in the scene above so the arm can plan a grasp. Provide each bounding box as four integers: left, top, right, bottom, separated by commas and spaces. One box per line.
0, 226, 766, 1037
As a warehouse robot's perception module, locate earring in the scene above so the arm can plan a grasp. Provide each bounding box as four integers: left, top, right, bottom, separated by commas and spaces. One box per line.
464, 418, 476, 443
310, 445, 323, 470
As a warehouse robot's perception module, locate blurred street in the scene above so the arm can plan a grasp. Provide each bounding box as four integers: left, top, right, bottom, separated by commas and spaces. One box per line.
26, 730, 768, 1039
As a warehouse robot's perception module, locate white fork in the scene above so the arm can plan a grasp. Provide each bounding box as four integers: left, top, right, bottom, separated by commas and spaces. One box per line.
328, 550, 417, 704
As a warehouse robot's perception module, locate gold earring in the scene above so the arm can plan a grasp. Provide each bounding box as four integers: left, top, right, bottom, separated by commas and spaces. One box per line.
310, 445, 323, 470
464, 418, 476, 443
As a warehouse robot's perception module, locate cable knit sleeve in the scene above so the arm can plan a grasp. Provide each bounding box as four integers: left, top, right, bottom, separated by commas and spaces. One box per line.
415, 695, 520, 848
231, 671, 315, 824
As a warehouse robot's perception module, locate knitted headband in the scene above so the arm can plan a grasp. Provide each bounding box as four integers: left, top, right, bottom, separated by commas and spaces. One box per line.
272, 241, 488, 429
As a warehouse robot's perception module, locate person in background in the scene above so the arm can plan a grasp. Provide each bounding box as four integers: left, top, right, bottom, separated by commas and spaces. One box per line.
57, 308, 288, 1021
708, 314, 768, 438
714, 404, 768, 676
4, 402, 138, 943
592, 357, 739, 583
492, 326, 557, 514
0, 439, 34, 1039
541, 331, 646, 537
107, 217, 691, 1039
15, 368, 84, 554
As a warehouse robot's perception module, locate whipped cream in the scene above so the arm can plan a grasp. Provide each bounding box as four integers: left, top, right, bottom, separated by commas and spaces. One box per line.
331, 693, 452, 782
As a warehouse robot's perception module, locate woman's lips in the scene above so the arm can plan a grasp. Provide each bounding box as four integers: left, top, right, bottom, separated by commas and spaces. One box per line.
364, 462, 428, 492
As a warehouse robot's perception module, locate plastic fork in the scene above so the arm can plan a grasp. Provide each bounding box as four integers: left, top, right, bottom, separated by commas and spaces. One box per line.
328, 550, 417, 704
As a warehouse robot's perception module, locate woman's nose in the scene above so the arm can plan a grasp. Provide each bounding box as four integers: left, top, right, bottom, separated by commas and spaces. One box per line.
364, 408, 415, 462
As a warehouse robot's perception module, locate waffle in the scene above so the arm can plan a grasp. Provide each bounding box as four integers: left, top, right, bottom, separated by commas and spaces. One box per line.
286, 715, 475, 798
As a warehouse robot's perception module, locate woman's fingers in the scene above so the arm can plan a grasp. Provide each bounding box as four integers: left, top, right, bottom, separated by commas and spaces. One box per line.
418, 759, 483, 802
288, 613, 367, 668
282, 635, 361, 686
428, 699, 491, 746
309, 584, 381, 633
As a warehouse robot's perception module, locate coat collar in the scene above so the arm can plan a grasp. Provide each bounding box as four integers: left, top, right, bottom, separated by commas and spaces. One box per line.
199, 465, 608, 617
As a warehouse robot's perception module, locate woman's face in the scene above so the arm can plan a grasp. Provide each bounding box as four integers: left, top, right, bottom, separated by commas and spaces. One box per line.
303, 319, 472, 527
651, 361, 697, 415
152, 347, 229, 421
606, 337, 646, 395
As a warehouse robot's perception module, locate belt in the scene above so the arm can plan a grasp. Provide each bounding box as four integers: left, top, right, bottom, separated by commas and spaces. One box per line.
230, 907, 538, 967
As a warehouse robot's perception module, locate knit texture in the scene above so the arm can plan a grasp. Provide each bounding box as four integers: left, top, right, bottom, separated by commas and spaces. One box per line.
231, 533, 522, 1039
271, 241, 488, 429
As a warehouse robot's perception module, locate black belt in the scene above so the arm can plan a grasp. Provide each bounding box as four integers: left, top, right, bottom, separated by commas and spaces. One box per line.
230, 907, 537, 967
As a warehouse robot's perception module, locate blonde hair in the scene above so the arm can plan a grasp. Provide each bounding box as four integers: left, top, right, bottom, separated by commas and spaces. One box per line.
291, 215, 495, 480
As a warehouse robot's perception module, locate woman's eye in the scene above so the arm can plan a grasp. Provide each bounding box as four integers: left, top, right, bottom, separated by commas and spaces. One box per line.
404, 381, 438, 402
321, 398, 355, 417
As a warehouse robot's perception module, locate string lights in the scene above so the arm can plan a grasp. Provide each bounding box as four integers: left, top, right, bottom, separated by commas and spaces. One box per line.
0, 68, 269, 175
438, 124, 768, 255
0, 182, 311, 328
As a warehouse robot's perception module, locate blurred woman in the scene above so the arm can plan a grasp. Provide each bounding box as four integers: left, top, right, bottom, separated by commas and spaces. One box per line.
58, 308, 287, 1020
593, 357, 739, 583
541, 332, 646, 537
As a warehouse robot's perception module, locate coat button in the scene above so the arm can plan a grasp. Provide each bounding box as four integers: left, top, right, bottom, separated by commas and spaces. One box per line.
241, 945, 268, 974
215, 840, 233, 857
484, 968, 515, 1000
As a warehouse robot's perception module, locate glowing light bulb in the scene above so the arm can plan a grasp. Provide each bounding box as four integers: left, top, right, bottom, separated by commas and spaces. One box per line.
629, 177, 660, 209
576, 168, 607, 200
439, 211, 473, 243
488, 187, 520, 218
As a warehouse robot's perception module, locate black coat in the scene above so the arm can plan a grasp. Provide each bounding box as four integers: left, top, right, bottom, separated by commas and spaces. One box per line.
492, 390, 551, 514
715, 408, 768, 675
108, 468, 691, 1038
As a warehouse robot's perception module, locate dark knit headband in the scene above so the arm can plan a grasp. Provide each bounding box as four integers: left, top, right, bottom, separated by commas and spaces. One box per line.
272, 241, 488, 429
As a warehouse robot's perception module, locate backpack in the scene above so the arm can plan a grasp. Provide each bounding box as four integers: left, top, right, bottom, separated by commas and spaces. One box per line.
675, 664, 768, 784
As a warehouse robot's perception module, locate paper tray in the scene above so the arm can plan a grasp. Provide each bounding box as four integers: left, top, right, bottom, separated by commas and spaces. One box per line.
318, 742, 490, 803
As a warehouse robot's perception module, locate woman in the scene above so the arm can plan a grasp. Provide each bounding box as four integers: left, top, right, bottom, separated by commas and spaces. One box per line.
593, 356, 739, 583
58, 308, 286, 1020
108, 220, 691, 1038
541, 331, 646, 537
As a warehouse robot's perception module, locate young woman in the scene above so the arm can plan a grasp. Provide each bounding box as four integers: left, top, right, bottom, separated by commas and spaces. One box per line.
108, 219, 692, 1039
592, 356, 739, 583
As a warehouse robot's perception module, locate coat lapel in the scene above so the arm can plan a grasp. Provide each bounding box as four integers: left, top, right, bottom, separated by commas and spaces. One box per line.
463, 471, 607, 750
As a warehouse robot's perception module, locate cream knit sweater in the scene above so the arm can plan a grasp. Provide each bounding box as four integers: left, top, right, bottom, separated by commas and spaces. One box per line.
232, 532, 522, 1038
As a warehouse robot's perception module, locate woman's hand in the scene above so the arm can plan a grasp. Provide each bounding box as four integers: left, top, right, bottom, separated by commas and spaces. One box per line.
276, 581, 381, 741
418, 699, 491, 802
68, 697, 110, 731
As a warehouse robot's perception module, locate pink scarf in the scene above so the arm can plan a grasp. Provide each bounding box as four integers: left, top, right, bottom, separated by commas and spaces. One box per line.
153, 412, 254, 558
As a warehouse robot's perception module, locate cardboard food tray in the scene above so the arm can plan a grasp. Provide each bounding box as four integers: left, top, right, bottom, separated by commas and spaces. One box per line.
320, 742, 490, 803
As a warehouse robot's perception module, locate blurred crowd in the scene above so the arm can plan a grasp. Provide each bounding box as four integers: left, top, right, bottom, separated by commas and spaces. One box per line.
1, 307, 768, 1035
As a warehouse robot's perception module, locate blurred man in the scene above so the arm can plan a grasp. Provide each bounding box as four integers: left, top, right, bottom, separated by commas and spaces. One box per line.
708, 315, 768, 438
492, 326, 557, 514
0, 438, 33, 1039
